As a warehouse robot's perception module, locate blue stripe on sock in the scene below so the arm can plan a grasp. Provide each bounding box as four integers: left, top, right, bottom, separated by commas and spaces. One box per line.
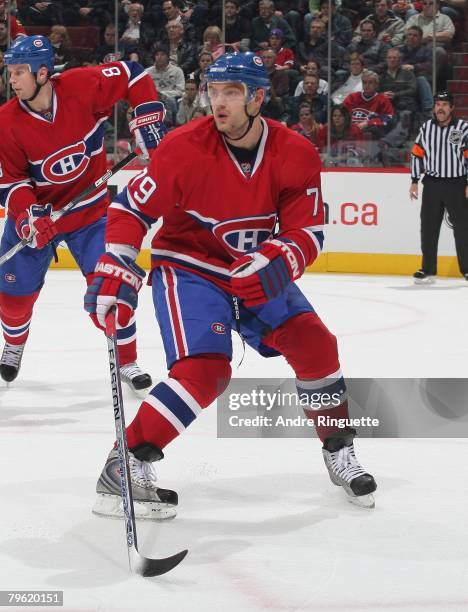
150, 382, 197, 428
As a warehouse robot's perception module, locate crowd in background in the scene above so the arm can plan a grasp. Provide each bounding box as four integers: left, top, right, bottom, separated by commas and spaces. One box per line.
0, 0, 466, 166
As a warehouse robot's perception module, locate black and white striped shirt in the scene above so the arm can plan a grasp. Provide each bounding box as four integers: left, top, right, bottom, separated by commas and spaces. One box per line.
411, 118, 468, 182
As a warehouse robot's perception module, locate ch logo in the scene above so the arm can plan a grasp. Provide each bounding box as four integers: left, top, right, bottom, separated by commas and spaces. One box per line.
41, 141, 90, 184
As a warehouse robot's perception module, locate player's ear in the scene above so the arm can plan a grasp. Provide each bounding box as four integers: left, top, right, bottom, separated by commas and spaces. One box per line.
37, 65, 49, 83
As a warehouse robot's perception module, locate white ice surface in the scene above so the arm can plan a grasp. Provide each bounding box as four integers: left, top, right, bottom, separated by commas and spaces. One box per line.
0, 271, 467, 612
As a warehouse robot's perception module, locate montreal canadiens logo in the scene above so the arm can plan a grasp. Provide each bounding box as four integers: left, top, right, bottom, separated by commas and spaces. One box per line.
211, 322, 226, 334
41, 141, 90, 185
4, 273, 16, 283
253, 56, 264, 66
213, 213, 277, 257
33, 39, 44, 48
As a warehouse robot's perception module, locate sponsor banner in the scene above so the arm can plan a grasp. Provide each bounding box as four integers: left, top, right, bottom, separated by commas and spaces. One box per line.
0, 170, 457, 256
217, 378, 468, 438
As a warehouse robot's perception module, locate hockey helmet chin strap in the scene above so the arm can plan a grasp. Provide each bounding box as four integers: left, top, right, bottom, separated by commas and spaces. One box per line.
227, 105, 262, 142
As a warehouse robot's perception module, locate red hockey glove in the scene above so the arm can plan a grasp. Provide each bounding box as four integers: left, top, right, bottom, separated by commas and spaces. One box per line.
230, 239, 303, 307
129, 101, 167, 160
15, 204, 58, 249
84, 252, 145, 330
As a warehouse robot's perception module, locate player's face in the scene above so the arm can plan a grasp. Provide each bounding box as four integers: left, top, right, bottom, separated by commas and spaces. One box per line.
209, 82, 262, 139
7, 64, 37, 99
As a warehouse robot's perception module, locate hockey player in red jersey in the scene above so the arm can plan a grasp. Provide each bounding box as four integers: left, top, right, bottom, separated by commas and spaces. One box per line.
85, 52, 377, 519
0, 35, 167, 394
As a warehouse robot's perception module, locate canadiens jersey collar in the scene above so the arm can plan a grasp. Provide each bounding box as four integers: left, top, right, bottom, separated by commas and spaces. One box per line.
221, 118, 269, 179
19, 85, 57, 123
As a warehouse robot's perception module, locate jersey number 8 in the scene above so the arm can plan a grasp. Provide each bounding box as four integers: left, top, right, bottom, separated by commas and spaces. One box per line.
102, 66, 121, 77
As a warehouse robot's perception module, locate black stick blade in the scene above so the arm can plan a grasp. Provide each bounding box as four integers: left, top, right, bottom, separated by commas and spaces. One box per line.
132, 548, 188, 577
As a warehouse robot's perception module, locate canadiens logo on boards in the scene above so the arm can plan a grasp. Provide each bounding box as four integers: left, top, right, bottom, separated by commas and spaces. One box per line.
41, 141, 90, 185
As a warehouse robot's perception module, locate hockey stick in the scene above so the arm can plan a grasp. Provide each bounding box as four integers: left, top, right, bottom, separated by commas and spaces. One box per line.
104, 308, 188, 577
0, 151, 138, 267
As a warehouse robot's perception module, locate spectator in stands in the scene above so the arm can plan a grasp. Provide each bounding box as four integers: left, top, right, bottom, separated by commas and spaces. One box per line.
290, 73, 327, 124
164, 18, 197, 75
261, 83, 289, 123
119, 2, 144, 47
312, 0, 353, 48
355, 0, 406, 46
159, 0, 197, 41
298, 18, 327, 64
268, 28, 295, 70
224, 0, 251, 50
94, 23, 127, 64
0, 21, 8, 53
1, 2, 26, 42
400, 25, 433, 81
295, 58, 328, 95
380, 47, 418, 112
61, 0, 112, 29
250, 0, 296, 51
316, 105, 364, 165
21, 1, 62, 26
188, 49, 213, 87
202, 25, 225, 60
176, 78, 201, 125
405, 0, 455, 46
298, 17, 345, 72
332, 53, 364, 104
48, 25, 74, 67
261, 47, 290, 96
391, 0, 418, 22
343, 69, 394, 138
290, 101, 322, 144
146, 44, 184, 122
400, 25, 434, 111
346, 19, 390, 74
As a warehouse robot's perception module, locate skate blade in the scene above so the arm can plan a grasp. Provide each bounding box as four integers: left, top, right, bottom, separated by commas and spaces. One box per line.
124, 382, 151, 400
414, 278, 435, 285
347, 493, 375, 509
92, 494, 177, 521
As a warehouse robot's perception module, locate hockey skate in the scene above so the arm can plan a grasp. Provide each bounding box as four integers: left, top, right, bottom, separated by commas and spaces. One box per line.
93, 444, 178, 521
413, 270, 436, 285
322, 427, 377, 509
0, 342, 25, 384
119, 362, 152, 398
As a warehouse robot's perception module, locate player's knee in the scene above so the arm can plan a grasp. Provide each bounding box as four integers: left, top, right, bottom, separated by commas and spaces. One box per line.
265, 312, 339, 378
0, 291, 39, 322
169, 353, 232, 408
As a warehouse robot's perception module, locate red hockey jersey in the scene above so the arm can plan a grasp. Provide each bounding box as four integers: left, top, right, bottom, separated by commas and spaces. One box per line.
107, 117, 325, 292
343, 91, 394, 128
0, 61, 157, 234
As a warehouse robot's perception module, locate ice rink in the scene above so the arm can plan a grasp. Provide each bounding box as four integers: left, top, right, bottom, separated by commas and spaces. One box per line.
1, 270, 467, 612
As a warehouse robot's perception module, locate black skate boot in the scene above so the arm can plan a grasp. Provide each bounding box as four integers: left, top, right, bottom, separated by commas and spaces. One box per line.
413, 270, 435, 285
322, 427, 377, 508
93, 443, 178, 520
0, 343, 25, 384
119, 362, 152, 398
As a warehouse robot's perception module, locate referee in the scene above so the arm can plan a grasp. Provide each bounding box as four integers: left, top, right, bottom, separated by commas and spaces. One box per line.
410, 91, 468, 284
